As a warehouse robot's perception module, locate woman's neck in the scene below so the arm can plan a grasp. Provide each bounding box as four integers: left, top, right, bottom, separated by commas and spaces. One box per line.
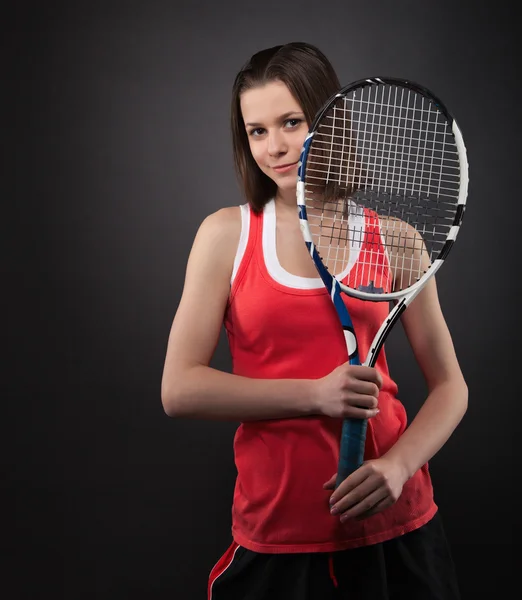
275, 188, 297, 211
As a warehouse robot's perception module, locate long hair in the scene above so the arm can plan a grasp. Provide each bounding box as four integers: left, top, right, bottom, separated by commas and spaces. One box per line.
231, 42, 341, 212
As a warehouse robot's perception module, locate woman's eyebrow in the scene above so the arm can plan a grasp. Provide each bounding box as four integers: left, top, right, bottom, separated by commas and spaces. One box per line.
245, 111, 304, 127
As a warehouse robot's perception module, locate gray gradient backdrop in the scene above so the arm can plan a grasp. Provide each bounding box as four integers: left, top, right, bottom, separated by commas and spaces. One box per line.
5, 0, 521, 598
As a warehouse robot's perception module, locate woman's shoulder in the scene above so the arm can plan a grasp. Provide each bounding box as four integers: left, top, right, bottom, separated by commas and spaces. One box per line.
202, 204, 242, 229
189, 205, 246, 275
196, 205, 243, 246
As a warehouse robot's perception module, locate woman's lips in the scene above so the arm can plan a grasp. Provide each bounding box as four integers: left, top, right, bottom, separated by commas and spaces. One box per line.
272, 162, 297, 174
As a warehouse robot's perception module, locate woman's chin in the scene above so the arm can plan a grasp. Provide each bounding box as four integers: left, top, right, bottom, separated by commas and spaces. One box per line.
275, 177, 297, 192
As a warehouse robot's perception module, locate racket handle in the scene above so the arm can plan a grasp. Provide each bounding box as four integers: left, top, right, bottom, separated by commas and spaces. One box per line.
336, 417, 368, 488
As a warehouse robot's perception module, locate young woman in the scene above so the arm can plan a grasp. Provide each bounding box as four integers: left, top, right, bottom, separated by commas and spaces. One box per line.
161, 42, 468, 600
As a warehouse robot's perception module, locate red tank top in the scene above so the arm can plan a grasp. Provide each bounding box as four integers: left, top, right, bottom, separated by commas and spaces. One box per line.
224, 200, 436, 553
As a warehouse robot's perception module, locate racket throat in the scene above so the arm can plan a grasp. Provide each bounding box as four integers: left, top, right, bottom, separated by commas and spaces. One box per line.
342, 326, 359, 361
364, 298, 408, 367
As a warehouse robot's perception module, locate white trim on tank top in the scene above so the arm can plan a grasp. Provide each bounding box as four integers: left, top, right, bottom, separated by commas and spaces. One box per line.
230, 199, 366, 288
263, 199, 364, 290
231, 204, 251, 284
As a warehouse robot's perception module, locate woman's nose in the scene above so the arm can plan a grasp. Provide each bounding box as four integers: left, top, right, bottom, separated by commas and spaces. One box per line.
267, 130, 287, 156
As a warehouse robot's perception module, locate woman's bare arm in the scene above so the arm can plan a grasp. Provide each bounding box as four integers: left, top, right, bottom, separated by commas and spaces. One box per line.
160, 207, 319, 421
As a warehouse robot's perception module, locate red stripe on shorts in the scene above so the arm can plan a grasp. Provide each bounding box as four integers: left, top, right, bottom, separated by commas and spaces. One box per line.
208, 541, 240, 600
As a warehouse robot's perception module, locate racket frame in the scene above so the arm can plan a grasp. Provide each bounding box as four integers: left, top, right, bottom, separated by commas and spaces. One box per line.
296, 76, 469, 487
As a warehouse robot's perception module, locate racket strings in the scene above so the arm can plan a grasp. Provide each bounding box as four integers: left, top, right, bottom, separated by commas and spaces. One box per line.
303, 83, 461, 292
306, 203, 426, 289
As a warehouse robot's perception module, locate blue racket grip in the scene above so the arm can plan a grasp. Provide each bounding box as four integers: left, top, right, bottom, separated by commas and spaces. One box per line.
336, 416, 367, 488
319, 276, 367, 489
335, 349, 366, 489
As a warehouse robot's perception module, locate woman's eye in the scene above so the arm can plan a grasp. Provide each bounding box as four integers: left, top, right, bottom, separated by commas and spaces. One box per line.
249, 128, 265, 137
285, 118, 302, 128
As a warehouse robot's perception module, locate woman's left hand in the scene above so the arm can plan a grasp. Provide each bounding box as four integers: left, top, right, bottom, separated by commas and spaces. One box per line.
323, 458, 409, 522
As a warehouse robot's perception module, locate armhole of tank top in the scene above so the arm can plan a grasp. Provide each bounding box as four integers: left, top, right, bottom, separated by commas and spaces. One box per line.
231, 204, 250, 286
354, 209, 393, 293
379, 224, 393, 293
229, 204, 257, 304
370, 212, 393, 294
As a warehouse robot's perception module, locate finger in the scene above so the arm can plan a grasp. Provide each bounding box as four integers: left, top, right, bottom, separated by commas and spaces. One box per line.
375, 370, 383, 389
347, 379, 381, 400
323, 474, 337, 489
329, 464, 371, 507
339, 488, 389, 521
341, 406, 380, 420
330, 472, 377, 515
345, 392, 379, 409
355, 496, 393, 521
350, 365, 383, 388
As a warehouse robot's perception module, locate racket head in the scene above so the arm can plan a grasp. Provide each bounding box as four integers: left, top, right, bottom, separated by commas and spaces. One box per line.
297, 76, 469, 301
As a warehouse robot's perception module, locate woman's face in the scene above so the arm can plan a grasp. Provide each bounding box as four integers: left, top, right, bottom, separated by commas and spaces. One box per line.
240, 80, 308, 196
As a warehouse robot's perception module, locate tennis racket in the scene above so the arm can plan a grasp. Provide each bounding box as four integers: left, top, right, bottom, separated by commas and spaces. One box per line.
297, 77, 468, 489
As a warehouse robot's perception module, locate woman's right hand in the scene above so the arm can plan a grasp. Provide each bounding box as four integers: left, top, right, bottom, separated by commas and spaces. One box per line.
313, 363, 383, 419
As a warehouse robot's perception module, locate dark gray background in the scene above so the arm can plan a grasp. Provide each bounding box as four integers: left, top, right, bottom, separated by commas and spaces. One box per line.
5, 0, 521, 598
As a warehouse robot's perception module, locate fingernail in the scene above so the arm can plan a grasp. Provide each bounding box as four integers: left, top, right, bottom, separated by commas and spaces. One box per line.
329, 496, 335, 505
330, 506, 339, 515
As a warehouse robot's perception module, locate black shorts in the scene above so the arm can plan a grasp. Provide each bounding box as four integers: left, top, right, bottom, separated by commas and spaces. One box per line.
208, 511, 460, 600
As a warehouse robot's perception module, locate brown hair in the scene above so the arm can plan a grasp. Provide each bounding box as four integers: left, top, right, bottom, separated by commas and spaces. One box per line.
231, 42, 341, 212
